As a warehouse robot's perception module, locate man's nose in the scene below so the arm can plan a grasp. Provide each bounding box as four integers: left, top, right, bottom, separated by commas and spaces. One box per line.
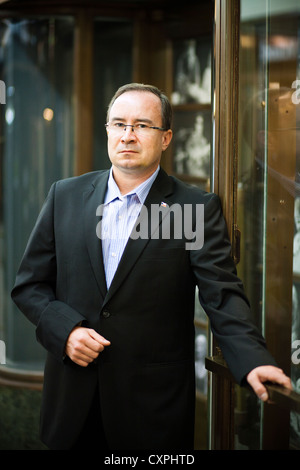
121, 125, 137, 141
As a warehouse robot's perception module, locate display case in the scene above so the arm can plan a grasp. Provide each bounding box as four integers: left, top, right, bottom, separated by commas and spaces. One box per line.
170, 36, 212, 190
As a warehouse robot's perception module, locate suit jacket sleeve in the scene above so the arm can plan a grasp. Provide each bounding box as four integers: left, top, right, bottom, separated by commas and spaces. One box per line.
190, 193, 277, 384
11, 182, 86, 361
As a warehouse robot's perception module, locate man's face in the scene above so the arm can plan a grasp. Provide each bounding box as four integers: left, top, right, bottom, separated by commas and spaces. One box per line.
106, 91, 172, 177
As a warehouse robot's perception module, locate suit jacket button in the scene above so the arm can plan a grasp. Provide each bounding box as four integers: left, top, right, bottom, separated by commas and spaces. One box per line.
102, 310, 111, 318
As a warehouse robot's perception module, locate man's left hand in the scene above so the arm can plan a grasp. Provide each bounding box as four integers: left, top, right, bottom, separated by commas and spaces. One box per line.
247, 365, 292, 401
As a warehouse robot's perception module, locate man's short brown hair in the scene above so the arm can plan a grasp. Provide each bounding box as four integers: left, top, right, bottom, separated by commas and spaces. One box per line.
107, 83, 173, 130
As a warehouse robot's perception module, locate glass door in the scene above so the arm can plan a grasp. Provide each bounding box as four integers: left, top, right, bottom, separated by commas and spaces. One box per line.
236, 0, 300, 449
207, 0, 300, 450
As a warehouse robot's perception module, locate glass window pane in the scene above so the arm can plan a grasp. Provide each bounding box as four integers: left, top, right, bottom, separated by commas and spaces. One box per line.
237, 0, 300, 449
0, 17, 75, 370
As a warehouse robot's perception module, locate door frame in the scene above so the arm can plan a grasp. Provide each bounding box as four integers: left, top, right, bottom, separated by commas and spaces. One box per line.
208, 0, 241, 450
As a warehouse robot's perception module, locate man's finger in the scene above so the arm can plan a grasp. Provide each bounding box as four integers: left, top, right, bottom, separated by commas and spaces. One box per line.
247, 371, 268, 401
65, 326, 111, 366
88, 329, 111, 347
247, 365, 292, 401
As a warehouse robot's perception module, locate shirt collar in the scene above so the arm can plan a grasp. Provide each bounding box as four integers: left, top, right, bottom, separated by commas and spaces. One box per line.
104, 165, 160, 205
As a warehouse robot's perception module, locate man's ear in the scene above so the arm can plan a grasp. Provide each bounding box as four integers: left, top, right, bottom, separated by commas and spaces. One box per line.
162, 129, 173, 151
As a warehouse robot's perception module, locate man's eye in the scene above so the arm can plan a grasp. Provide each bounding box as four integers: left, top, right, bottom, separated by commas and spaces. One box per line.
114, 122, 125, 128
136, 124, 148, 129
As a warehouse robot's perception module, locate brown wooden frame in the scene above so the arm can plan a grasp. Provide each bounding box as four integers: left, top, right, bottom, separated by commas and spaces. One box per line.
208, 0, 241, 450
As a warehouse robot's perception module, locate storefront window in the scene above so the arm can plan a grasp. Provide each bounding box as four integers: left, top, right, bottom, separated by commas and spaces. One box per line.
0, 13, 134, 372
0, 17, 75, 369
237, 0, 300, 449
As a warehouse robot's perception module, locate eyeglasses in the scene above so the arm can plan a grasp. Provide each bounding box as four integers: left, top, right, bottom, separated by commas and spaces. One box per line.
105, 122, 167, 136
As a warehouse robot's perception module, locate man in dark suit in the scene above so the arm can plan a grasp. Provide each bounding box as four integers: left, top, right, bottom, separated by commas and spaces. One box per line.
11, 83, 291, 450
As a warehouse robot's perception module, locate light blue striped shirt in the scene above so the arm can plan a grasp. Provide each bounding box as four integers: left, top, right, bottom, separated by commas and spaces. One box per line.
101, 166, 160, 288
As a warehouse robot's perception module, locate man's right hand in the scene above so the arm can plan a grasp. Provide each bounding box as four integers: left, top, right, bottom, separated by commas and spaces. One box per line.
65, 326, 111, 367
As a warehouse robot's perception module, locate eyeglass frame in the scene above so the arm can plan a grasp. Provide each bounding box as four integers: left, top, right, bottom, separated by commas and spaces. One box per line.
105, 122, 168, 134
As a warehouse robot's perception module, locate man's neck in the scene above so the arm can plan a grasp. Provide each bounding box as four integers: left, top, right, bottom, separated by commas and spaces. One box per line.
111, 165, 159, 195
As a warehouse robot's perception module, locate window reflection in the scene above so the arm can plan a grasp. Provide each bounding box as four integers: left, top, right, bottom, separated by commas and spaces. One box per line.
237, 0, 300, 449
0, 17, 74, 369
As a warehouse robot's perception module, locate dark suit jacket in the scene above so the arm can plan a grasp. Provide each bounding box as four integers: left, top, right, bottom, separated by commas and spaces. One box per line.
11, 168, 276, 450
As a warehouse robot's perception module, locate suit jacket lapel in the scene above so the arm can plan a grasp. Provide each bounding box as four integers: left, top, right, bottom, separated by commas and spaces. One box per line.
83, 170, 110, 299
102, 168, 174, 307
